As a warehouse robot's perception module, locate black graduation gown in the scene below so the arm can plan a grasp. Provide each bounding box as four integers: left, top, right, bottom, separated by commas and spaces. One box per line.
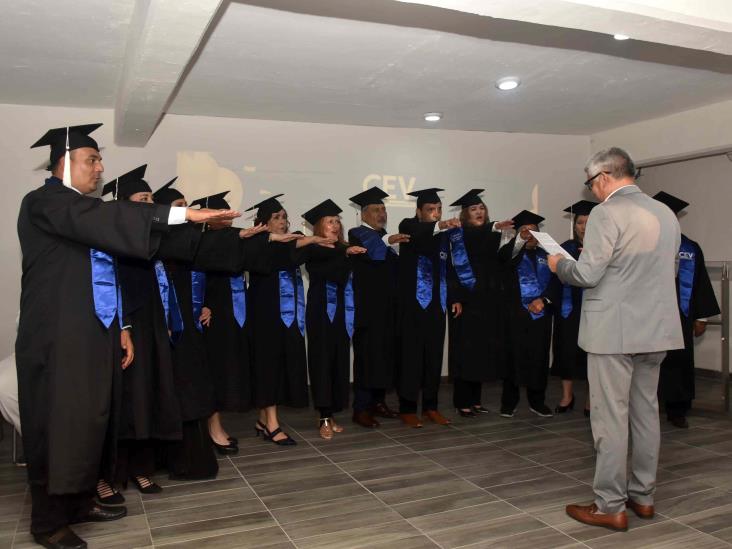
396, 218, 457, 402
198, 230, 271, 412
347, 226, 399, 390
16, 180, 171, 495
660, 235, 720, 402
117, 257, 182, 441
498, 239, 553, 390
448, 224, 502, 383
302, 244, 352, 412
549, 239, 587, 381
248, 240, 309, 409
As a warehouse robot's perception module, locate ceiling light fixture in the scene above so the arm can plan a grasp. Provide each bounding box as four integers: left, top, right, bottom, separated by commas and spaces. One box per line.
424, 112, 442, 122
613, 33, 630, 40
495, 77, 520, 91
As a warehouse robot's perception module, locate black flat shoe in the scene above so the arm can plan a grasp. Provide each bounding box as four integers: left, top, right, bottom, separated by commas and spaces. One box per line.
228, 436, 239, 445
456, 408, 477, 418
265, 426, 297, 446
72, 504, 127, 524
255, 420, 267, 438
131, 476, 163, 494
33, 526, 87, 549
96, 479, 125, 505
554, 395, 575, 414
472, 405, 491, 414
213, 439, 239, 455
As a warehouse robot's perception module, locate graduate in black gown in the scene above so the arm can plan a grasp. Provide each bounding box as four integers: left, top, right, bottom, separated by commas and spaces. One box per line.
396, 188, 464, 428
653, 192, 720, 428
447, 190, 511, 417
549, 200, 596, 416
99, 166, 182, 500
300, 200, 366, 439
17, 124, 238, 548
247, 195, 334, 445
184, 190, 271, 455
498, 210, 554, 419
347, 187, 407, 428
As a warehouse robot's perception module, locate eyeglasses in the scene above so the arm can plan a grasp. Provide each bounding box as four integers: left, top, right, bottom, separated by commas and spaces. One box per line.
583, 171, 609, 189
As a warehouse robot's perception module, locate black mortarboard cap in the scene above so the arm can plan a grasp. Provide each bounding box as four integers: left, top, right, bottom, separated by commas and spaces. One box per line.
653, 191, 688, 214
152, 177, 184, 205
30, 123, 103, 169
563, 200, 597, 217
245, 194, 284, 218
349, 187, 389, 208
450, 189, 485, 208
302, 199, 342, 225
512, 210, 545, 229
190, 191, 230, 210
101, 165, 150, 200
407, 188, 444, 207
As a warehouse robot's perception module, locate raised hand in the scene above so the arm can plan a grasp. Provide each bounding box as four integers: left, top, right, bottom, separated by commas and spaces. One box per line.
186, 208, 241, 224
269, 232, 305, 243
313, 236, 337, 248
388, 233, 410, 245
438, 217, 461, 230
346, 246, 367, 255
239, 223, 268, 239
494, 219, 515, 231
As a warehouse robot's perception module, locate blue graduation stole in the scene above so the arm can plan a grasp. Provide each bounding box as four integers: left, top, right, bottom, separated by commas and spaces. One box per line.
416, 233, 448, 312
43, 178, 122, 329
279, 268, 306, 336
350, 225, 390, 260
154, 261, 184, 342
448, 227, 476, 291
325, 274, 356, 339
191, 271, 206, 331
517, 249, 552, 319
560, 240, 582, 319
678, 235, 696, 318
229, 274, 247, 328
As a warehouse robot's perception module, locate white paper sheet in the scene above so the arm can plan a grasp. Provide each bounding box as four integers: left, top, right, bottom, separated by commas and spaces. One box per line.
529, 230, 576, 261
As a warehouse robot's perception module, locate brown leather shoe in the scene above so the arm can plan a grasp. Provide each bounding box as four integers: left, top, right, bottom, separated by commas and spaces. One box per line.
352, 410, 379, 428
422, 410, 452, 426
400, 413, 423, 428
566, 503, 628, 531
626, 499, 655, 519
372, 402, 399, 419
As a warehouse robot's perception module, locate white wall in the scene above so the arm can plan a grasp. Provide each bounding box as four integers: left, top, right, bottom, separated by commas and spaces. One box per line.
1, 102, 591, 360
637, 155, 731, 372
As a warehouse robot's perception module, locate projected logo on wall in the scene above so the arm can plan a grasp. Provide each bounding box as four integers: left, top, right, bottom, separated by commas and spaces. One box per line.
175, 152, 244, 210
361, 174, 417, 208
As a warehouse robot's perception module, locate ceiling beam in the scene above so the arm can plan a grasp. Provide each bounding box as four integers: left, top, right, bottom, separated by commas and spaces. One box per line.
393, 0, 732, 55
114, 0, 224, 146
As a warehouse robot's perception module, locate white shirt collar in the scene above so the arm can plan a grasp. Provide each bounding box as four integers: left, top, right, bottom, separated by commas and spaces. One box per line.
604, 184, 636, 202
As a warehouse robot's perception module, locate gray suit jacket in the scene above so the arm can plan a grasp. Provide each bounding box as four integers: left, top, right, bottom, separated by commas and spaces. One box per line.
556, 185, 684, 354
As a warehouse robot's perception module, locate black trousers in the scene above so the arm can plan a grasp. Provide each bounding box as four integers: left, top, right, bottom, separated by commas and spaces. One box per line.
352, 387, 387, 413
399, 393, 438, 414
113, 439, 156, 484
453, 378, 482, 409
666, 399, 691, 419
501, 378, 546, 410
30, 484, 93, 535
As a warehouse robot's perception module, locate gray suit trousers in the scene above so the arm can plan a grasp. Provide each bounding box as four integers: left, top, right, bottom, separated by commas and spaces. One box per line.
588, 351, 666, 513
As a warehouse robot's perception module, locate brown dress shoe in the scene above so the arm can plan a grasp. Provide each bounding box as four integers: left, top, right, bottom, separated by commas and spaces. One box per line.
422, 410, 452, 425
400, 413, 423, 428
372, 402, 399, 419
566, 503, 628, 531
352, 410, 379, 428
626, 499, 655, 519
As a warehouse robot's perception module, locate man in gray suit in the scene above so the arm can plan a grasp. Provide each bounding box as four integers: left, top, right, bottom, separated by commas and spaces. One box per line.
548, 147, 683, 531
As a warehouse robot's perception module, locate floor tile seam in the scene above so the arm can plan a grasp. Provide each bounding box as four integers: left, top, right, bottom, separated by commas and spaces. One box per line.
138, 491, 156, 549
145, 495, 261, 517
10, 485, 27, 548
147, 508, 273, 532
150, 521, 286, 548
283, 422, 448, 549
664, 438, 729, 456
449, 521, 593, 549
285, 518, 407, 543
227, 455, 299, 549
665, 513, 732, 547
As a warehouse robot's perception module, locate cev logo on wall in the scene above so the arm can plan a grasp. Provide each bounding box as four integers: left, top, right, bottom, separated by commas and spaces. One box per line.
362, 174, 417, 208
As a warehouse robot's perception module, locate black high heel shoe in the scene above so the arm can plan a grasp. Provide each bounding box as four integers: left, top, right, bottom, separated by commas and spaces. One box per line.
264, 426, 297, 446
228, 436, 239, 445
554, 395, 575, 414
254, 421, 267, 438
96, 479, 125, 505
131, 476, 162, 494
213, 439, 239, 455
456, 408, 477, 418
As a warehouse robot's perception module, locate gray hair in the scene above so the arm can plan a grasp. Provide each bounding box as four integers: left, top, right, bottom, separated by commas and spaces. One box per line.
585, 147, 636, 179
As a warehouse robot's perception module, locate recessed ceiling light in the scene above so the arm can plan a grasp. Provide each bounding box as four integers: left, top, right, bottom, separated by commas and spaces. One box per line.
495, 77, 520, 91
613, 33, 630, 40
424, 112, 442, 122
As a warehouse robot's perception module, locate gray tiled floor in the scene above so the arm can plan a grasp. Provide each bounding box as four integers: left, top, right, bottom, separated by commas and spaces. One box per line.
2, 376, 732, 548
